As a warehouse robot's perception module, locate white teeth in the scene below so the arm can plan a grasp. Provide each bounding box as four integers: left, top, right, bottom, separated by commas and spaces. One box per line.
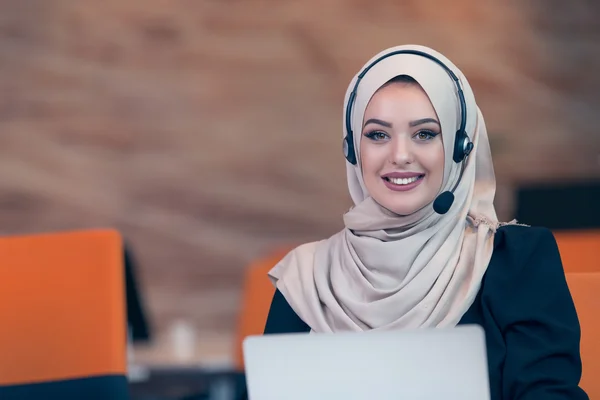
389, 176, 419, 185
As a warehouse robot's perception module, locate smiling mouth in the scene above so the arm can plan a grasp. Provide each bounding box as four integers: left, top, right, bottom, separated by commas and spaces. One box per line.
383, 175, 425, 186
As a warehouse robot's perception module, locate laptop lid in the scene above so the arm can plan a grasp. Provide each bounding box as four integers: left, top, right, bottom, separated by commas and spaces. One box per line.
243, 324, 490, 400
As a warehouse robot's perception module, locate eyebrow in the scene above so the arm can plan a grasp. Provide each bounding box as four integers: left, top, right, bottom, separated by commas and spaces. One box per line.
363, 118, 392, 128
363, 117, 441, 129
409, 118, 440, 127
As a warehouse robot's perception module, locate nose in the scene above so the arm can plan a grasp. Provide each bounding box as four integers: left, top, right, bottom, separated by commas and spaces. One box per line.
390, 135, 414, 165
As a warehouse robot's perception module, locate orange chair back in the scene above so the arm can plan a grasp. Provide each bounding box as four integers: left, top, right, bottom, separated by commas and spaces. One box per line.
234, 247, 291, 370
0, 229, 127, 386
565, 272, 600, 398
555, 230, 600, 273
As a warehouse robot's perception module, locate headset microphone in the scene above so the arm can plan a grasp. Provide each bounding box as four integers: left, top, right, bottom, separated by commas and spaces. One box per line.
432, 142, 473, 214
433, 191, 454, 215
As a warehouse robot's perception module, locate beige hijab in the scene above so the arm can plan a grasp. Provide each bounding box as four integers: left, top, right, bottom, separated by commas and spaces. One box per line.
269, 44, 500, 332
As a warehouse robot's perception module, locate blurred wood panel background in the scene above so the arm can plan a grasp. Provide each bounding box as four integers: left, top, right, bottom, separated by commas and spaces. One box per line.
1, 0, 599, 364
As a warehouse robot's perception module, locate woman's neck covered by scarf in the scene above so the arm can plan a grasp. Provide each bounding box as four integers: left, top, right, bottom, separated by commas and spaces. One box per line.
269, 44, 504, 333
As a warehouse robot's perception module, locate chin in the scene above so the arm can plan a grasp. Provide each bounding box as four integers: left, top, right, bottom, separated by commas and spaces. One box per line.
377, 194, 432, 216
388, 207, 419, 216
381, 201, 421, 216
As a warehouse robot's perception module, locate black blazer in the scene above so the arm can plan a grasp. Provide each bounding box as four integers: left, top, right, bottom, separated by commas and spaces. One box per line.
264, 225, 589, 400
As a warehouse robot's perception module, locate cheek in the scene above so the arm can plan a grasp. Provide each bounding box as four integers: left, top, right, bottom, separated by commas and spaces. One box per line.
427, 144, 445, 184
359, 140, 373, 173
359, 142, 383, 190
418, 142, 445, 179
433, 150, 445, 175
360, 143, 385, 177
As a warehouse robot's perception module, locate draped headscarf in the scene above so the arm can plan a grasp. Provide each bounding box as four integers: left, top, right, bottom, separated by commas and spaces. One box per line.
269, 44, 500, 332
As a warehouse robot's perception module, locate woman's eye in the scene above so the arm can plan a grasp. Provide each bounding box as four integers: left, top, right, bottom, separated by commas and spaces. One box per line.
364, 131, 389, 141
416, 130, 438, 140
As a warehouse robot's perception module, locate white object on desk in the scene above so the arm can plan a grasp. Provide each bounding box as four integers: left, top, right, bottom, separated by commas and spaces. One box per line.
243, 324, 491, 400
170, 319, 197, 362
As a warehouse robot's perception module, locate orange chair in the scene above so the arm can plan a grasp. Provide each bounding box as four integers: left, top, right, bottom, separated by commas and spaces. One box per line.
233, 247, 292, 370
555, 230, 600, 273
0, 229, 129, 399
565, 273, 600, 399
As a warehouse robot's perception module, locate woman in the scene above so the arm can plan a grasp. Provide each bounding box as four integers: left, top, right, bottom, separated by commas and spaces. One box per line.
263, 45, 588, 399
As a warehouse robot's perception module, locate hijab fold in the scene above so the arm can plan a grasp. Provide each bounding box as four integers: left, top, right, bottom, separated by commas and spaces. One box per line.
269, 45, 501, 333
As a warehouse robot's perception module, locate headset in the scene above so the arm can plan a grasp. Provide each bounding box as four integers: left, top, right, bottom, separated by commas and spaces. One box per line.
343, 50, 474, 214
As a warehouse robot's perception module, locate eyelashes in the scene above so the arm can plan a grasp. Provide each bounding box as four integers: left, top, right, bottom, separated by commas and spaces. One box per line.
415, 130, 439, 140
364, 131, 389, 141
363, 130, 440, 141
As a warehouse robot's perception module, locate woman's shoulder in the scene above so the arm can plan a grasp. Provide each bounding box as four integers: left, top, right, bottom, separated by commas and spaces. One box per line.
491, 224, 560, 269
485, 223, 567, 297
493, 223, 558, 253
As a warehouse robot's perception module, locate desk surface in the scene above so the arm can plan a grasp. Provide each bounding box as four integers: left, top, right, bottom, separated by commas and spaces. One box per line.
129, 365, 245, 400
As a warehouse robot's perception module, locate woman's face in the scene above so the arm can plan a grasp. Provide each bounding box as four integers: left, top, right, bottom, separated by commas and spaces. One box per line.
359, 80, 445, 216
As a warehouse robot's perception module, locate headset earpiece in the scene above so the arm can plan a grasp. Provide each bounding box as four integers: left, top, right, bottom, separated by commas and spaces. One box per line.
344, 135, 357, 165
453, 130, 474, 163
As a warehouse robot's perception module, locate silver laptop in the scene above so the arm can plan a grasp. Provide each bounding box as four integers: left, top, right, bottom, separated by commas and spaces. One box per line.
243, 324, 490, 400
